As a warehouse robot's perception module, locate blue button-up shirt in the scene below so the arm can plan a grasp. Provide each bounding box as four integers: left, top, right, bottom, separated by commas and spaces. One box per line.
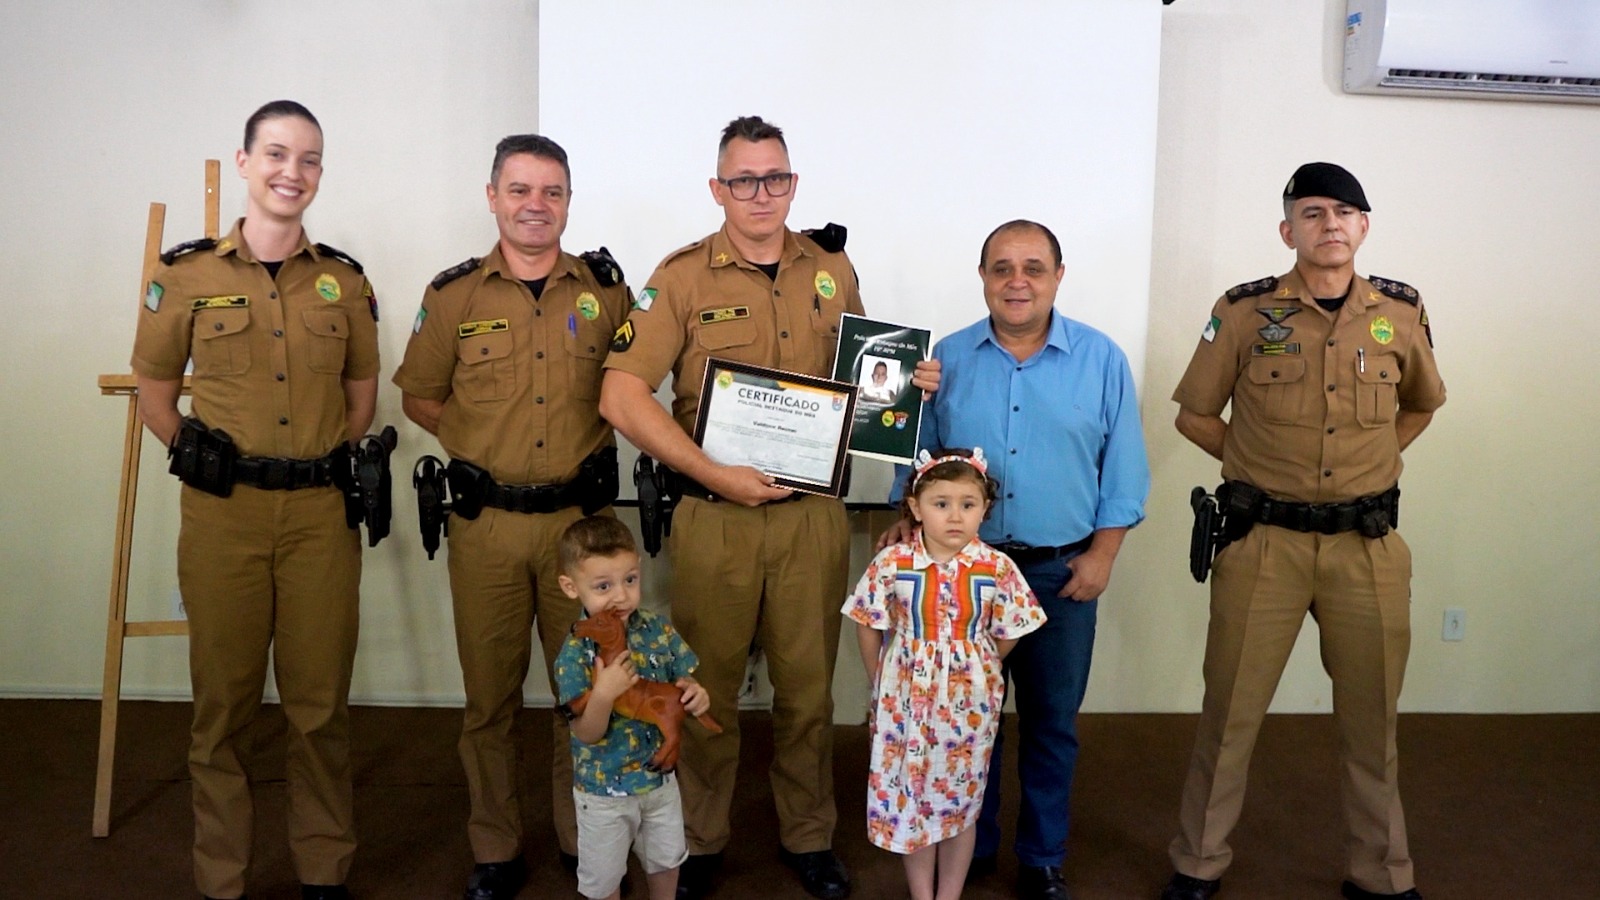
893, 311, 1150, 547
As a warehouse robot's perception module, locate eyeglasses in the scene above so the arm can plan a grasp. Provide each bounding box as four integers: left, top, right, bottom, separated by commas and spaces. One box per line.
717, 172, 795, 201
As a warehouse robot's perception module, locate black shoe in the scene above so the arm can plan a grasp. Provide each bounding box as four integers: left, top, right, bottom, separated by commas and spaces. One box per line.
676, 853, 723, 900
1161, 873, 1221, 900
301, 888, 349, 900
465, 857, 528, 900
966, 854, 997, 883
779, 848, 851, 900
1341, 882, 1422, 900
1018, 865, 1071, 900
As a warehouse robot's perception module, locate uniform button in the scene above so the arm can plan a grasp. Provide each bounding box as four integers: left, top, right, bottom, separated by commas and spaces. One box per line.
214, 322, 224, 331
536, 351, 544, 359
275, 373, 285, 381
1327, 339, 1335, 346
780, 331, 789, 338
588, 346, 596, 353
1380, 371, 1389, 378
774, 290, 782, 297
1271, 370, 1279, 378
535, 309, 542, 317
536, 396, 545, 404
1323, 469, 1332, 477
274, 329, 283, 338
536, 440, 544, 448
270, 291, 278, 299
480, 347, 489, 355
279, 416, 289, 425
1327, 384, 1336, 392
1327, 426, 1335, 434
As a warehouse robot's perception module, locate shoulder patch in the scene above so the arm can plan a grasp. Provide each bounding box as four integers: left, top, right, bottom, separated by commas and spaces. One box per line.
1367, 276, 1420, 306
800, 222, 848, 254
159, 237, 217, 266
1226, 276, 1278, 303
579, 247, 624, 287
315, 242, 364, 274
431, 257, 482, 291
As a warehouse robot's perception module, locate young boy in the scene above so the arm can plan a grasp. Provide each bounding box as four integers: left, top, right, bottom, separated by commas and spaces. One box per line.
553, 516, 711, 900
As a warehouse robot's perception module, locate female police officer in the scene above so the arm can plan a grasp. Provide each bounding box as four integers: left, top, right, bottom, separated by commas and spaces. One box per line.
131, 100, 379, 900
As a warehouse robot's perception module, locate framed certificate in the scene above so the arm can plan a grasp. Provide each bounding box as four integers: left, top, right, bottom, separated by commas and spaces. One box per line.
692, 358, 857, 497
832, 314, 932, 464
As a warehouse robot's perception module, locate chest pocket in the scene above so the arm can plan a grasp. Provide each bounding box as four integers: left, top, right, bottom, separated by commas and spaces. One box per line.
456, 330, 515, 402
192, 307, 251, 376
1355, 353, 1402, 427
302, 308, 350, 374
694, 316, 759, 356
563, 326, 606, 401
1246, 356, 1307, 425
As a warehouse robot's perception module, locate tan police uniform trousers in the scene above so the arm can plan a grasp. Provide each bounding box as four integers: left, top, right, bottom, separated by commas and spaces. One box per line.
447, 503, 598, 862
180, 484, 361, 898
1170, 524, 1416, 893
667, 494, 850, 855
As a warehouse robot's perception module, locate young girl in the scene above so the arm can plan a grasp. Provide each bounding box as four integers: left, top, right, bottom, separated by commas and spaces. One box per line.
842, 448, 1046, 900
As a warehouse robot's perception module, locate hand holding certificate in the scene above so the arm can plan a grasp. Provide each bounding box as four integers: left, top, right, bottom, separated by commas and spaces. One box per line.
692, 359, 857, 497
832, 314, 932, 463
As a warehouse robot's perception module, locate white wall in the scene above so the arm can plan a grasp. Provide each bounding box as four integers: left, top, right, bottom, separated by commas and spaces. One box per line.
0, 0, 541, 704
1105, 0, 1600, 713
3, 0, 1596, 715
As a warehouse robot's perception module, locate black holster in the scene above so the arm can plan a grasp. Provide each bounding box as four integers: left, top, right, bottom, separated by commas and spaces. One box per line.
575, 446, 621, 516
413, 455, 450, 559
168, 416, 237, 497
1188, 481, 1261, 583
632, 454, 679, 557
334, 426, 398, 546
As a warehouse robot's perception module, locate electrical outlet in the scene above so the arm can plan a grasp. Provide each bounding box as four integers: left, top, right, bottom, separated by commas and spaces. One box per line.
1442, 607, 1465, 642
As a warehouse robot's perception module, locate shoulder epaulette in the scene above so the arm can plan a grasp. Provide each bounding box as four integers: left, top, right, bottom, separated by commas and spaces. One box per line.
315, 242, 364, 274
1367, 276, 1420, 306
159, 238, 217, 266
431, 257, 482, 291
801, 222, 848, 254
661, 238, 707, 267
580, 247, 624, 287
1225, 276, 1277, 303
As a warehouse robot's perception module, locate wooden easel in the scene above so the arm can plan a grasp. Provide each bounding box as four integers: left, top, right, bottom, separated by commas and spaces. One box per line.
92, 160, 219, 838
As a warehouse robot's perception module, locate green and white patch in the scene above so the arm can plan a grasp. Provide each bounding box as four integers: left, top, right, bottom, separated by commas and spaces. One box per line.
1202, 315, 1220, 343
634, 287, 657, 312
143, 281, 164, 312
413, 306, 428, 334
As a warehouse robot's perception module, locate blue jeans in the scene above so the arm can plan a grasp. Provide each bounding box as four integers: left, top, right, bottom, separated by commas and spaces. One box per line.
975, 554, 1098, 868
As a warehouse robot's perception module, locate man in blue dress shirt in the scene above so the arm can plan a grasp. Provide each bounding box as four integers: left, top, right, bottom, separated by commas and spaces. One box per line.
885, 219, 1150, 900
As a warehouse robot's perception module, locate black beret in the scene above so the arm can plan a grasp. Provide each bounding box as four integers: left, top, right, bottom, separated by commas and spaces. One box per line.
1283, 162, 1370, 212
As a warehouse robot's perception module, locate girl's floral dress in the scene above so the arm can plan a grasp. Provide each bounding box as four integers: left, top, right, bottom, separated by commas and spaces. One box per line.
841, 530, 1045, 853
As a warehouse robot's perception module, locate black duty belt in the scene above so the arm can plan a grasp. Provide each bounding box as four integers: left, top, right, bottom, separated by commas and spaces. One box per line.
667, 469, 807, 505
1245, 484, 1400, 536
234, 451, 342, 490
992, 535, 1094, 566
483, 476, 589, 515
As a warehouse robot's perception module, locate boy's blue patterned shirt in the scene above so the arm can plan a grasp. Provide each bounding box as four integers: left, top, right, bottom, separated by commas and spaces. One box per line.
554, 608, 699, 796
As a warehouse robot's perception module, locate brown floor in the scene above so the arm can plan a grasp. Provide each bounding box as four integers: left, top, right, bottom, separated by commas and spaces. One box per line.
2, 700, 1595, 899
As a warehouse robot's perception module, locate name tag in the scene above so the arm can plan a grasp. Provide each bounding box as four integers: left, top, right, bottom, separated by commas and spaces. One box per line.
191, 295, 248, 311
1250, 342, 1301, 356
699, 306, 750, 324
458, 318, 510, 338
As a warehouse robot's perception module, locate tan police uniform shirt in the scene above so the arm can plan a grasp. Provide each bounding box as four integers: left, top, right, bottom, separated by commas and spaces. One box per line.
603, 225, 864, 434
1172, 269, 1446, 503
392, 245, 630, 485
131, 219, 381, 459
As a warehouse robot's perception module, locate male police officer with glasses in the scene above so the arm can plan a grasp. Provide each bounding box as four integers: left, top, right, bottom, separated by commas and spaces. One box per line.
600, 115, 939, 900
1160, 163, 1445, 900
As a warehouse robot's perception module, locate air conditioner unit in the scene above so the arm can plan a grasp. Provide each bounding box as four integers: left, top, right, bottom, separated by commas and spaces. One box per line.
1343, 0, 1600, 103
